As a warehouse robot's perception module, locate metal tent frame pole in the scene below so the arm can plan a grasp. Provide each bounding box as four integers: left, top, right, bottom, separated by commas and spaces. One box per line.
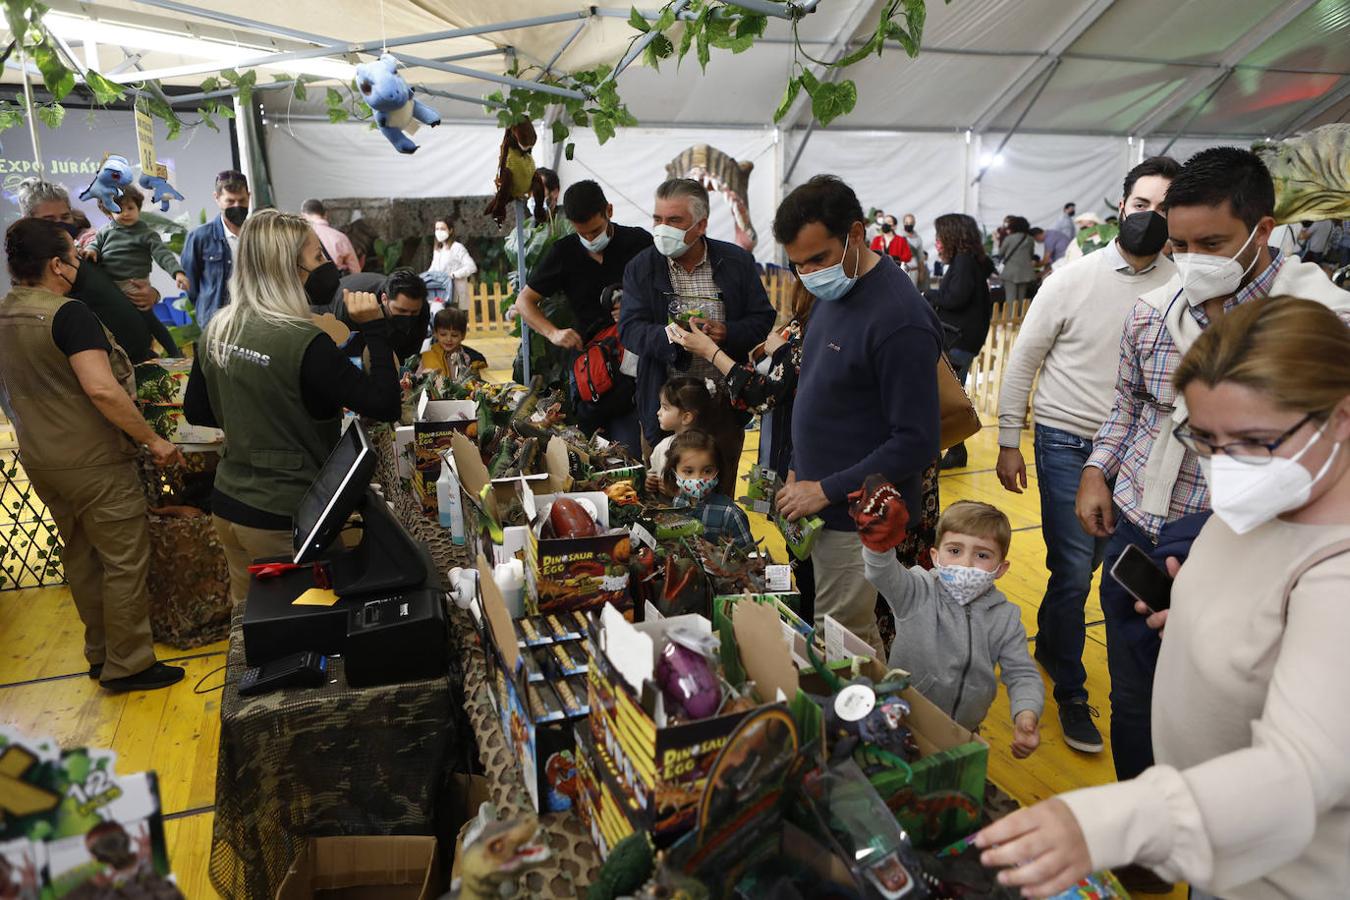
514, 201, 532, 384
1131, 0, 1318, 139
1273, 75, 1350, 139
969, 0, 1114, 133
778, 0, 883, 184
18, 48, 45, 178
972, 59, 1061, 185
111, 4, 589, 86
608, 0, 692, 83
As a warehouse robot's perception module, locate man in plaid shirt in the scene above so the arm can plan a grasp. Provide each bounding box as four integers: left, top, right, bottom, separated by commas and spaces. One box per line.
1078, 147, 1350, 785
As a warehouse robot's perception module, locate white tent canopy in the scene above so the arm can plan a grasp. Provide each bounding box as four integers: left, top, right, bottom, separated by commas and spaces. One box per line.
6, 0, 1347, 258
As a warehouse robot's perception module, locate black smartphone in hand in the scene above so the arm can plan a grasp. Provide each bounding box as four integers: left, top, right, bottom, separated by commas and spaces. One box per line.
1109, 544, 1173, 613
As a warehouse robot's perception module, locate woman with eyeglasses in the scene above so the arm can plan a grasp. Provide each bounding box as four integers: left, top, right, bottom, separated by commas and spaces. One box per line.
974, 296, 1350, 899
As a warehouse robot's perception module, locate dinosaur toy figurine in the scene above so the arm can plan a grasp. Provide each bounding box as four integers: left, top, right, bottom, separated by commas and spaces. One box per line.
587, 831, 655, 900
449, 802, 549, 899
78, 154, 134, 213
1254, 123, 1350, 222
138, 173, 185, 212
485, 120, 546, 224
354, 53, 442, 154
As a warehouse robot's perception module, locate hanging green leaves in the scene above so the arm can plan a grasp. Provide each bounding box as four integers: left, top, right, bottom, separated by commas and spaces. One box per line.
34, 101, 64, 130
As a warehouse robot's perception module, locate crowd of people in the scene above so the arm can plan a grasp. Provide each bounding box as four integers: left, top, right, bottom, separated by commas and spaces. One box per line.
3, 141, 1349, 899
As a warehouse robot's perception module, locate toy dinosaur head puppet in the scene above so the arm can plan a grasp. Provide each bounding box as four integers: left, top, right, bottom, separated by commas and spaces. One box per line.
484, 120, 547, 225
452, 802, 550, 899
79, 154, 134, 214
355, 53, 442, 154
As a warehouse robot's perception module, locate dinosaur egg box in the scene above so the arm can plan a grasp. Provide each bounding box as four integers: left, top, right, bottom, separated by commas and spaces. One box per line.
412, 397, 477, 514
524, 491, 633, 618
449, 430, 569, 566
582, 603, 796, 848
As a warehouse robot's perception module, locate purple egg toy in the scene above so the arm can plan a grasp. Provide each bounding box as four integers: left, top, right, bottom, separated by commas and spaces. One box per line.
656, 639, 721, 719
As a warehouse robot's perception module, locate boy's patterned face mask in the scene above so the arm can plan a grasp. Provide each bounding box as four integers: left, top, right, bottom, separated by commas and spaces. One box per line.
935, 565, 997, 606
676, 475, 717, 503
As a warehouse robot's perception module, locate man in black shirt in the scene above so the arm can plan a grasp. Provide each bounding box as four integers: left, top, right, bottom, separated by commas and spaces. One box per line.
514, 181, 653, 454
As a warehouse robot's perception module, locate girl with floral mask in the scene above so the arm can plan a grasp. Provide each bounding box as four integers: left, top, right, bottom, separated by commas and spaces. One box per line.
976, 296, 1350, 900
661, 429, 754, 550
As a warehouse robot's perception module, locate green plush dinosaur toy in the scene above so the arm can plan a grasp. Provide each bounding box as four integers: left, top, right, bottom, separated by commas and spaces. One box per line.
586, 831, 655, 900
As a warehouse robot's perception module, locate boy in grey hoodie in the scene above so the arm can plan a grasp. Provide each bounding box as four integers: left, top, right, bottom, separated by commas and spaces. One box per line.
858, 496, 1043, 756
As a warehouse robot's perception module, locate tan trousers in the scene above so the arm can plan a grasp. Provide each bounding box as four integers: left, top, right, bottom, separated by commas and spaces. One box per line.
810, 527, 883, 657
211, 516, 294, 607
26, 461, 157, 681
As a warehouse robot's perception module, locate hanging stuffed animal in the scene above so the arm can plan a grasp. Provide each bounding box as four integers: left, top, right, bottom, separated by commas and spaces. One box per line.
354, 53, 441, 154
138, 173, 185, 212
484, 119, 547, 225
78, 154, 134, 213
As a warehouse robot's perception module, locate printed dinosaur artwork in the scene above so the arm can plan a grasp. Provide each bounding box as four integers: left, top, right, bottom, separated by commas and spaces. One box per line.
665, 145, 757, 252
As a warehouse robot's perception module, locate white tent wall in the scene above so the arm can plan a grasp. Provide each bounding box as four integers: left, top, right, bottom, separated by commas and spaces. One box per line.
265, 120, 785, 263
976, 133, 1134, 230
266, 121, 505, 209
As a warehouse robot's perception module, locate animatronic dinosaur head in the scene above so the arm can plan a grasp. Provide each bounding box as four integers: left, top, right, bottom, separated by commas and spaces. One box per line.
457, 803, 550, 896
355, 53, 412, 113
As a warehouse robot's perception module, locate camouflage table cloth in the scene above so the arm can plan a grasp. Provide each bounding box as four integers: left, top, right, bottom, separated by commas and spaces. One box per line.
373, 427, 604, 898
207, 609, 457, 900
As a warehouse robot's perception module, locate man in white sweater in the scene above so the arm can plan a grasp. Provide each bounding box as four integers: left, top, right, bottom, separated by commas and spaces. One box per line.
996, 156, 1180, 756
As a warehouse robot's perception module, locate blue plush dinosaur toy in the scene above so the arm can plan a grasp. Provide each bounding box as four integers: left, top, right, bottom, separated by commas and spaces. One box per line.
78, 154, 134, 213
139, 173, 185, 212
355, 53, 441, 154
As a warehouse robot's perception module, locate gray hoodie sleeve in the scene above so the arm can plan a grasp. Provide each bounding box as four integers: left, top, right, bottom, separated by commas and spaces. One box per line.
862, 547, 930, 620
994, 606, 1044, 721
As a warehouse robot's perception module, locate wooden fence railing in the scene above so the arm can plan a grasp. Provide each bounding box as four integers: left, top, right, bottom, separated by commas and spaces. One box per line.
462, 276, 1029, 421
967, 299, 1031, 419
463, 271, 802, 337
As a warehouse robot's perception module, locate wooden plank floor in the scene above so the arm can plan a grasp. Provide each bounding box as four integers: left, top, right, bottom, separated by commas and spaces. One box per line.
0, 334, 1180, 897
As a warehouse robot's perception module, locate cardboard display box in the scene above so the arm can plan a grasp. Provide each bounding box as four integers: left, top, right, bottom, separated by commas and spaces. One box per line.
476, 554, 589, 814
450, 431, 568, 564
141, 404, 224, 445
526, 491, 632, 616
412, 396, 477, 512
275, 836, 440, 900
584, 601, 799, 847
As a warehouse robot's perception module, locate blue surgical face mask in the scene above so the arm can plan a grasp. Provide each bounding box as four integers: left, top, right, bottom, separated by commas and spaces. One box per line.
798, 234, 859, 302
580, 223, 612, 254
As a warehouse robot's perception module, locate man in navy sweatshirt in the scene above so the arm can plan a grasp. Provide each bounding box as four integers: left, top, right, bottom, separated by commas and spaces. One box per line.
775, 175, 942, 653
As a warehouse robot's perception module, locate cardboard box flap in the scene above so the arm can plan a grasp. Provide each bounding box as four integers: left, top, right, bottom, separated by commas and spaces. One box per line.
451, 431, 564, 501
599, 603, 652, 694
478, 552, 519, 673
417, 398, 477, 424
276, 836, 438, 900
733, 599, 799, 703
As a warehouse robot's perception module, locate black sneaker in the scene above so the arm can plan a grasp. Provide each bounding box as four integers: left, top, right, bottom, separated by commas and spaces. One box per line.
939, 444, 968, 470
1059, 701, 1104, 754
88, 663, 103, 679
101, 662, 185, 693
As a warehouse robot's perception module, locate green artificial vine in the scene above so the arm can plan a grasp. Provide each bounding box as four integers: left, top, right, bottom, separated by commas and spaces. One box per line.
2, 0, 936, 151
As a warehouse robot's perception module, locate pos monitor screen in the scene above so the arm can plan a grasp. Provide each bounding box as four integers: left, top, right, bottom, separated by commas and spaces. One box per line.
292, 420, 376, 564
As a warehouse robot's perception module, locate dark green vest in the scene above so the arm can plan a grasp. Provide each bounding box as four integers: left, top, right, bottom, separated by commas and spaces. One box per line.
202, 317, 338, 519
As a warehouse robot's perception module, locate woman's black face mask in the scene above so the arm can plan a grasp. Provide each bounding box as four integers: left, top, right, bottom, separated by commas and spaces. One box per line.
302, 261, 341, 307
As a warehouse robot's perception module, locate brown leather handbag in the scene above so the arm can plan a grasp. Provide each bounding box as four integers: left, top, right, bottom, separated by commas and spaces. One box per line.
938, 354, 981, 450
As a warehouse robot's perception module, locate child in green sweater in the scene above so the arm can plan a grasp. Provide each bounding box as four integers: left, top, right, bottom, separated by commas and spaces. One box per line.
84, 183, 185, 356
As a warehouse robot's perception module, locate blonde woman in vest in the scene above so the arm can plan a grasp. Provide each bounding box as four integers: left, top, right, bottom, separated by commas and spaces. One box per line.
0, 219, 185, 692
183, 210, 400, 605
976, 296, 1350, 899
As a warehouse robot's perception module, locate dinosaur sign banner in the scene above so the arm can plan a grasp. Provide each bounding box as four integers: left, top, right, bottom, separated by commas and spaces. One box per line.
134, 102, 167, 181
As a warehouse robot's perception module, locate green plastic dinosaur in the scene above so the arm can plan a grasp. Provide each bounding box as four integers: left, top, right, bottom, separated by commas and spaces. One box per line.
586, 831, 654, 900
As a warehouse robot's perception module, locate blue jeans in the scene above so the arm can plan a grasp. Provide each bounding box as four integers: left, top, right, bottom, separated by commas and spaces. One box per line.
947, 347, 977, 389
1100, 514, 1161, 781
1032, 425, 1107, 705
